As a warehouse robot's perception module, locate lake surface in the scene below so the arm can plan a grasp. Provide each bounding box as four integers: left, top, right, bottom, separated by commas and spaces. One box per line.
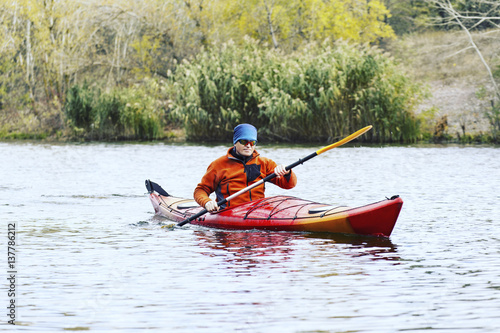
1, 141, 499, 332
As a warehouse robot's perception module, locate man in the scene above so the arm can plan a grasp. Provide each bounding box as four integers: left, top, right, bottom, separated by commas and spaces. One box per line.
194, 123, 297, 212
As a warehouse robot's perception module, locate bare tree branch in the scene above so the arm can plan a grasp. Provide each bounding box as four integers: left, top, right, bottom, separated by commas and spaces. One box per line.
428, 0, 500, 98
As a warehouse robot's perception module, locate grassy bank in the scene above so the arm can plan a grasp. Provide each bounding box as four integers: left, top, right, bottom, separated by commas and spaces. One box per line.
1, 40, 425, 144
2, 30, 500, 144
385, 29, 500, 143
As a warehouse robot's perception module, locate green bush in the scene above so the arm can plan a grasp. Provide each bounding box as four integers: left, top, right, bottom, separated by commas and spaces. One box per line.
171, 39, 424, 143
116, 88, 164, 140
94, 91, 124, 139
485, 99, 500, 143
65, 83, 95, 131
64, 81, 165, 140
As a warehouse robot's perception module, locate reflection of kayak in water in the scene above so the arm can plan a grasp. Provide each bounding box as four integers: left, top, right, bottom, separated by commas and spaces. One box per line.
194, 230, 296, 265
194, 230, 400, 264
145, 180, 403, 237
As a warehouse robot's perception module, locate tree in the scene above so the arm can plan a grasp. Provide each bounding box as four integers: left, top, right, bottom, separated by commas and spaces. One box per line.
221, 0, 395, 50
426, 0, 499, 96
382, 0, 437, 34
425, 0, 500, 140
1, 0, 397, 137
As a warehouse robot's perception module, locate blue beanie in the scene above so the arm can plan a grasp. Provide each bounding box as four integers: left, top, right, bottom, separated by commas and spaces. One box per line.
233, 124, 257, 144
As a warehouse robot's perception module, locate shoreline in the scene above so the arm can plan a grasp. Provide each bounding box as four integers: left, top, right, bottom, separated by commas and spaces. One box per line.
1, 131, 497, 146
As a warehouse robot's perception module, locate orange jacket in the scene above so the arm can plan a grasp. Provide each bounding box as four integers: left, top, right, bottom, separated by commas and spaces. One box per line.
194, 147, 297, 209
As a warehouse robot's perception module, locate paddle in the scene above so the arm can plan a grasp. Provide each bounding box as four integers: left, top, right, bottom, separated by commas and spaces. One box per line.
177, 125, 373, 227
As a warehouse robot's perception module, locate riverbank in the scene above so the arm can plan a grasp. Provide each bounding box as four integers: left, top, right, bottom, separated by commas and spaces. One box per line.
386, 29, 499, 141
1, 30, 499, 144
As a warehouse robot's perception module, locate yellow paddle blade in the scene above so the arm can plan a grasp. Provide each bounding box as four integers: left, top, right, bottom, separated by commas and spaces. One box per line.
316, 125, 372, 155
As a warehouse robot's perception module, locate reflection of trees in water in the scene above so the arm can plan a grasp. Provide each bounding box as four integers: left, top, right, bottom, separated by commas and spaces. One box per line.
195, 230, 400, 271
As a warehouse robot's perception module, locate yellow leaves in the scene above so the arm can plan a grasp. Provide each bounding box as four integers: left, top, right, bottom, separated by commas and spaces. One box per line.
199, 0, 395, 50
300, 0, 396, 43
130, 33, 162, 75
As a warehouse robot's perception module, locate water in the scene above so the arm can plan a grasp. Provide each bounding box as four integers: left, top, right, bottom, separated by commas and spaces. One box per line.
1, 141, 499, 332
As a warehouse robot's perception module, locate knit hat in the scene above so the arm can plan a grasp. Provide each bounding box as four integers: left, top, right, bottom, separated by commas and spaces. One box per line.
233, 124, 258, 144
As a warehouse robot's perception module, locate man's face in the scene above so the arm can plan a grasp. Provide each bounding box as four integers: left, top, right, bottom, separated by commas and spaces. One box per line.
234, 139, 256, 157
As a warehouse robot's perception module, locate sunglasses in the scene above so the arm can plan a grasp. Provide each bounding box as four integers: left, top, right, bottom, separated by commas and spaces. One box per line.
237, 139, 256, 146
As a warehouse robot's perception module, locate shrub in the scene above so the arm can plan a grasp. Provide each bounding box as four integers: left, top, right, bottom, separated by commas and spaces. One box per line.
171, 38, 424, 143
117, 88, 164, 140
64, 81, 165, 140
485, 99, 500, 143
65, 83, 95, 131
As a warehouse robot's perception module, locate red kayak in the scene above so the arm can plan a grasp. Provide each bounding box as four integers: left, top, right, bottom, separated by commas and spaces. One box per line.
145, 180, 403, 237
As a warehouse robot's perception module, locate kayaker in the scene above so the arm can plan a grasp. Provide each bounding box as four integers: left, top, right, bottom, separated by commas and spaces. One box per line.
194, 123, 297, 212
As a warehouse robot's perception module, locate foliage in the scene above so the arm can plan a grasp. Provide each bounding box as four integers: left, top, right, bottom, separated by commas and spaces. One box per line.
384, 0, 500, 34
171, 38, 423, 143
485, 100, 500, 143
416, 106, 439, 136
0, 0, 396, 141
65, 83, 95, 131
64, 81, 165, 140
2, 0, 498, 142
222, 0, 395, 48
383, 0, 436, 35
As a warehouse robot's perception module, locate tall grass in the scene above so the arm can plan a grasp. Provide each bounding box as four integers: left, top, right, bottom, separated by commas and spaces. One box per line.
64, 81, 165, 140
171, 38, 423, 142
65, 83, 96, 131
486, 100, 500, 142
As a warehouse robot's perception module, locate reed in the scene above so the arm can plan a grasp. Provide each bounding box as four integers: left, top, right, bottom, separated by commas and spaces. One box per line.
171, 39, 423, 143
486, 100, 500, 142
64, 83, 164, 140
65, 83, 95, 132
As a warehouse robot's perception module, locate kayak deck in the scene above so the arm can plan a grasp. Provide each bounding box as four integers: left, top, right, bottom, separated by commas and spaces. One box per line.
146, 181, 403, 237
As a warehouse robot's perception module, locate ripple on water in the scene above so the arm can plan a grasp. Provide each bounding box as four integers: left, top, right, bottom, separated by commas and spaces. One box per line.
1, 143, 499, 332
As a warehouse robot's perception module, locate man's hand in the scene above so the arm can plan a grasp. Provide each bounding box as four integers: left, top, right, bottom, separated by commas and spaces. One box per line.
205, 200, 219, 212
274, 164, 290, 178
